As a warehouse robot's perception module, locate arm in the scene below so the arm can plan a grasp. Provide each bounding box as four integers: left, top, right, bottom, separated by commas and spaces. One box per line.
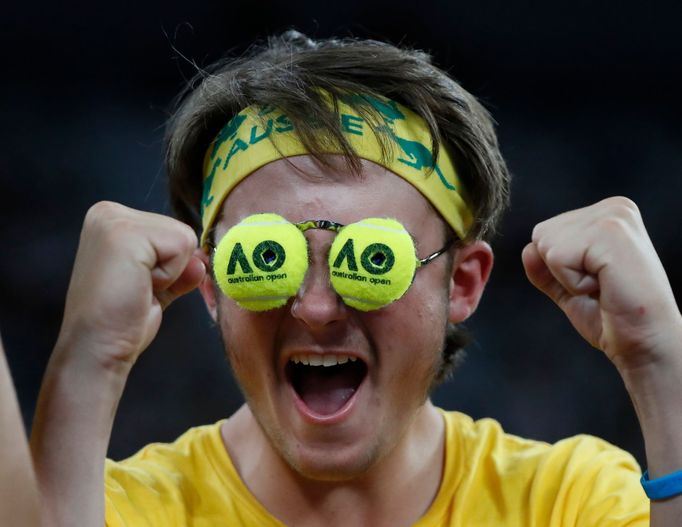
522, 196, 682, 526
0, 335, 43, 527
30, 202, 206, 527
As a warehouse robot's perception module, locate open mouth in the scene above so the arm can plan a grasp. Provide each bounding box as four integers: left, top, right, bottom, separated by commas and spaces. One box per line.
286, 355, 368, 417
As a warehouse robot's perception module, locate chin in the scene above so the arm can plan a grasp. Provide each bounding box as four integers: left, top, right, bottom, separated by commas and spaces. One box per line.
281, 439, 385, 483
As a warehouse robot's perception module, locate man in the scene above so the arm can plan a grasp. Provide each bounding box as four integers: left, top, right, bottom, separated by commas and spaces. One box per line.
31, 32, 682, 525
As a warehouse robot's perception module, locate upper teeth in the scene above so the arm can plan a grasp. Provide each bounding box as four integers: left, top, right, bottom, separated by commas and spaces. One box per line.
290, 354, 358, 367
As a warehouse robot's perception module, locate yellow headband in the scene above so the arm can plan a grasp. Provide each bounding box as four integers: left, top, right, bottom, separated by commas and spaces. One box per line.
201, 94, 473, 247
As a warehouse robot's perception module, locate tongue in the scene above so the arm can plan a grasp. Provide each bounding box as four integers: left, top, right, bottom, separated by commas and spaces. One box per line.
296, 364, 361, 416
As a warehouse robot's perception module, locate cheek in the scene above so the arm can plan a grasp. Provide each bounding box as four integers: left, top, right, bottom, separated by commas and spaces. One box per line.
401, 276, 450, 335
216, 299, 281, 378
370, 281, 450, 378
405, 282, 449, 364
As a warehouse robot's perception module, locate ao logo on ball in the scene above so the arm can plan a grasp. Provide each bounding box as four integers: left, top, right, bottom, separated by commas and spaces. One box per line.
212, 213, 309, 311
328, 218, 417, 311
331, 238, 395, 275
226, 240, 287, 275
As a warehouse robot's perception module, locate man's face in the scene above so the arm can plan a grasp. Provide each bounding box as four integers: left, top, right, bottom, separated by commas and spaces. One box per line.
208, 155, 458, 481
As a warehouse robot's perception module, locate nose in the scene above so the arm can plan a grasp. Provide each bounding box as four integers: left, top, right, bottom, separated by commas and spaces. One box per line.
290, 257, 348, 329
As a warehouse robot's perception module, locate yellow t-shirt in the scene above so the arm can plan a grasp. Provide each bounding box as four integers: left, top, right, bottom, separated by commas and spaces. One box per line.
105, 410, 649, 526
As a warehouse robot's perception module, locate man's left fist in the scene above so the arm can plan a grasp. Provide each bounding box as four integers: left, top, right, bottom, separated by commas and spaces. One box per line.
522, 196, 682, 371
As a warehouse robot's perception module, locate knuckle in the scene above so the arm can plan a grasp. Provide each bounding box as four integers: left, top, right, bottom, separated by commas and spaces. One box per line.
543, 247, 562, 267
533, 234, 550, 256
595, 216, 632, 237
531, 222, 546, 243
602, 196, 641, 219
597, 197, 643, 233
177, 222, 198, 251
84, 203, 198, 254
85, 201, 121, 224
83, 201, 132, 236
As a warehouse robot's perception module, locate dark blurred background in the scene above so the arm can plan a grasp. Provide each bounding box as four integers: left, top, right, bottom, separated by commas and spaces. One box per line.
1, 1, 680, 465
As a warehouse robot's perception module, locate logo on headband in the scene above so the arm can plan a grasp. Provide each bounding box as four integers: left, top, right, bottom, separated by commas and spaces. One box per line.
201, 97, 457, 216
342, 95, 456, 191
200, 94, 473, 247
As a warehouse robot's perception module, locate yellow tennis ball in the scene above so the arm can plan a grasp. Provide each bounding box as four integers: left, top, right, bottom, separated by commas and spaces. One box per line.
213, 213, 308, 311
328, 218, 417, 311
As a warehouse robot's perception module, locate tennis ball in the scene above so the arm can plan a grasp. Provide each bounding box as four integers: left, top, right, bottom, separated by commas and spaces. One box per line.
328, 218, 417, 311
213, 213, 308, 311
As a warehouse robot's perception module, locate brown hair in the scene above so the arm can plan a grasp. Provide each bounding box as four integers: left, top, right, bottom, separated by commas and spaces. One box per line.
165, 30, 510, 383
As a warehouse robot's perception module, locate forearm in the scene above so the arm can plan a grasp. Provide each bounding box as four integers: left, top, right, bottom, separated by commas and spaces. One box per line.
30, 337, 131, 527
0, 341, 43, 527
617, 340, 682, 526
27, 203, 203, 527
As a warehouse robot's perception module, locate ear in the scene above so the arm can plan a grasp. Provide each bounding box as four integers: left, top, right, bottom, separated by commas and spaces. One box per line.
448, 241, 494, 323
197, 250, 219, 321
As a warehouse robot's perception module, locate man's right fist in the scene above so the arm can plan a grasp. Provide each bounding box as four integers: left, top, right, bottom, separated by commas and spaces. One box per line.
57, 202, 206, 367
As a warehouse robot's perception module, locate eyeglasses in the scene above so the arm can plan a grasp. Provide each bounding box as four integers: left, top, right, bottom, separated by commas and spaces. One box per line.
212, 213, 453, 312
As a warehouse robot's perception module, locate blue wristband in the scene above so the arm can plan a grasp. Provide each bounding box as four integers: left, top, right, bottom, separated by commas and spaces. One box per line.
641, 469, 682, 500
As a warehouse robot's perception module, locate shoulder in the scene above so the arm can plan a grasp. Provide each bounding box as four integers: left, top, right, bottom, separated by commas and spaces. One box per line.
436, 410, 648, 526
105, 422, 229, 525
106, 421, 225, 478
442, 409, 639, 468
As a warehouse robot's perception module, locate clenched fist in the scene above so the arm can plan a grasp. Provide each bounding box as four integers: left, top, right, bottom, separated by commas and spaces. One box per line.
57, 202, 206, 367
522, 196, 682, 372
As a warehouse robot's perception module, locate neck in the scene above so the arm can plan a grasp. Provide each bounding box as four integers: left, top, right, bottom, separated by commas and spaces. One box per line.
222, 402, 445, 527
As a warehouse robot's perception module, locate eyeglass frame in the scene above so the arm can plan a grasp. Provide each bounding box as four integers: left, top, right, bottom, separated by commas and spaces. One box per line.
207, 217, 456, 268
